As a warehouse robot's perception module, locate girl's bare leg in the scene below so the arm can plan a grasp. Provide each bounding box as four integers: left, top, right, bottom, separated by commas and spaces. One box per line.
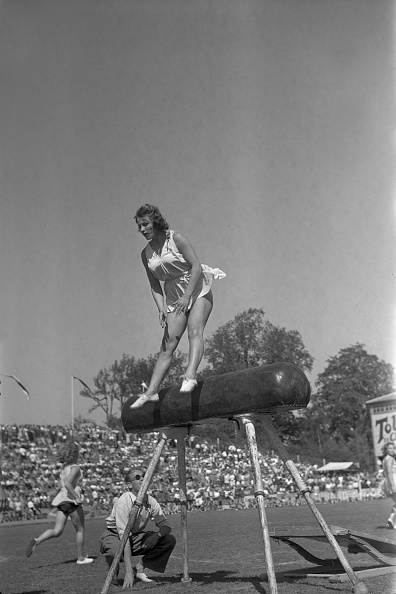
34, 510, 68, 546
184, 291, 213, 379
70, 506, 86, 560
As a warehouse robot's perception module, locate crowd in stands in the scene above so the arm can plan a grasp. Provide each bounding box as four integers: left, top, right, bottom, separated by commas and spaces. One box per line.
0, 424, 383, 522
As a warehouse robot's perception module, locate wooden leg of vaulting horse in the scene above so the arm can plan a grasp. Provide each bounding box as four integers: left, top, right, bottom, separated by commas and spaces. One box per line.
173, 427, 192, 584
260, 414, 369, 594
239, 415, 278, 594
100, 431, 168, 594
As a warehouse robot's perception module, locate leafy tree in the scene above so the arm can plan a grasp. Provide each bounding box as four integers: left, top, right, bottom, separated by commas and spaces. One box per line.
313, 343, 394, 440
72, 415, 96, 431
203, 308, 265, 373
306, 343, 394, 469
202, 308, 314, 375
106, 414, 123, 429
79, 363, 124, 425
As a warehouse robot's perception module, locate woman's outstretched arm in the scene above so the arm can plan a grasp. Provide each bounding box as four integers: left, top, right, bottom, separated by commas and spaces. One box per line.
141, 249, 167, 327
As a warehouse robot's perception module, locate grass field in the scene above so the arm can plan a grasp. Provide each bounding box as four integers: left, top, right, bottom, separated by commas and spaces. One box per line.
1, 499, 395, 594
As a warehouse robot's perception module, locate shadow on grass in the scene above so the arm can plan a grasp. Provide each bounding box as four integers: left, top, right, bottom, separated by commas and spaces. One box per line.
160, 570, 275, 593
110, 570, 274, 593
33, 555, 99, 568
376, 525, 396, 532
14, 591, 48, 594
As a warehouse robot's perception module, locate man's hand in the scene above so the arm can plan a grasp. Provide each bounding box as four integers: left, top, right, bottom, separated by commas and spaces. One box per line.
141, 532, 159, 550
122, 569, 135, 589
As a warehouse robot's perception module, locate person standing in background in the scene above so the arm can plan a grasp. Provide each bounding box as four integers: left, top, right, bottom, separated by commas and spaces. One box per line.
382, 442, 396, 529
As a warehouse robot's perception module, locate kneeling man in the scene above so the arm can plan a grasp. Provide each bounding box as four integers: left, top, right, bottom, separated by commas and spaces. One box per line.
100, 468, 176, 587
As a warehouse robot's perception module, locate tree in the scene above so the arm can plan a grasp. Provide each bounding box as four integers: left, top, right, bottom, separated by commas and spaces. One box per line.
72, 415, 96, 431
79, 362, 125, 426
203, 308, 265, 373
306, 343, 395, 469
313, 343, 394, 440
202, 308, 314, 376
79, 351, 187, 426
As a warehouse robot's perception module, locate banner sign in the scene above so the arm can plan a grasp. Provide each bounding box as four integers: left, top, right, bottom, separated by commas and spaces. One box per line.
366, 395, 396, 459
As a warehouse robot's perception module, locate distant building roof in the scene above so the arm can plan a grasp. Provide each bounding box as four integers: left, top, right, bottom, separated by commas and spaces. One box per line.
317, 462, 359, 472
366, 392, 396, 406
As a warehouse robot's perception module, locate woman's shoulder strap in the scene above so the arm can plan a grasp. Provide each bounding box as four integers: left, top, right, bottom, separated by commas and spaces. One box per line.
63, 463, 80, 473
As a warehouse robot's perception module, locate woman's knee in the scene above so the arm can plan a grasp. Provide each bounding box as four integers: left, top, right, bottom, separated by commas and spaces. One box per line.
187, 327, 204, 344
160, 334, 180, 354
75, 526, 84, 535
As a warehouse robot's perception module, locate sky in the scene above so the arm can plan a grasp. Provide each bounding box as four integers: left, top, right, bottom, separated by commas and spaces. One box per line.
1, 0, 395, 426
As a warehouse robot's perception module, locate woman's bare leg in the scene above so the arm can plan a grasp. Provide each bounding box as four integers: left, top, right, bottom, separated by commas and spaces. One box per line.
184, 291, 213, 379
143, 311, 188, 396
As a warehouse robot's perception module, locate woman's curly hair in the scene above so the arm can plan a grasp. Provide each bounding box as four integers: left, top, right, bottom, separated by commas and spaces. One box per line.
58, 442, 79, 466
134, 204, 169, 231
383, 442, 394, 455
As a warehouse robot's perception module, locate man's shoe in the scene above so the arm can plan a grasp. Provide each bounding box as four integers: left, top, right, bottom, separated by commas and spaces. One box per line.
135, 570, 155, 583
180, 378, 198, 393
130, 393, 159, 409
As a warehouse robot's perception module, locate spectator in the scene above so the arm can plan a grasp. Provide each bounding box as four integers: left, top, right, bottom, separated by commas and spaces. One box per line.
100, 467, 176, 587
27, 499, 39, 518
14, 497, 23, 520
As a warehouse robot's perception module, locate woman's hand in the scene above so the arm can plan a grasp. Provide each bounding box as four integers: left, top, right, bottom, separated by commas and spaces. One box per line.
159, 310, 167, 327
173, 295, 191, 316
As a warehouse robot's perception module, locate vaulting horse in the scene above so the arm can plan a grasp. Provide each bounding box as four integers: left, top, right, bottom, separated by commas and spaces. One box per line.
100, 363, 368, 594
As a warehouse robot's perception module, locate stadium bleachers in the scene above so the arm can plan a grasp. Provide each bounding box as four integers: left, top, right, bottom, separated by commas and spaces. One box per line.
0, 424, 382, 522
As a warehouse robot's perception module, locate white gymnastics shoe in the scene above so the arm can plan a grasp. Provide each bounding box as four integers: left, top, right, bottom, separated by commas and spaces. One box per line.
130, 393, 159, 408
76, 557, 93, 564
180, 378, 198, 393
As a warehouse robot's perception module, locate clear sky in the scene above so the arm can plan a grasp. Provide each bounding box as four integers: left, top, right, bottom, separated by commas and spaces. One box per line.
1, 0, 395, 425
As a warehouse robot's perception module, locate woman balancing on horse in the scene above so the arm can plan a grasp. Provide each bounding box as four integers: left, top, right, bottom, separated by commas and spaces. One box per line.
131, 204, 225, 409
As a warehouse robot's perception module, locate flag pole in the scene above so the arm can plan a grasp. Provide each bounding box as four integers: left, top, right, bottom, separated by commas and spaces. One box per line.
71, 375, 74, 434
71, 376, 93, 435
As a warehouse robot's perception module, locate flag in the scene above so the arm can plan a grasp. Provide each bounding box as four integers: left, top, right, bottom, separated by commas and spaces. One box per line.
73, 376, 92, 393
0, 373, 30, 399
